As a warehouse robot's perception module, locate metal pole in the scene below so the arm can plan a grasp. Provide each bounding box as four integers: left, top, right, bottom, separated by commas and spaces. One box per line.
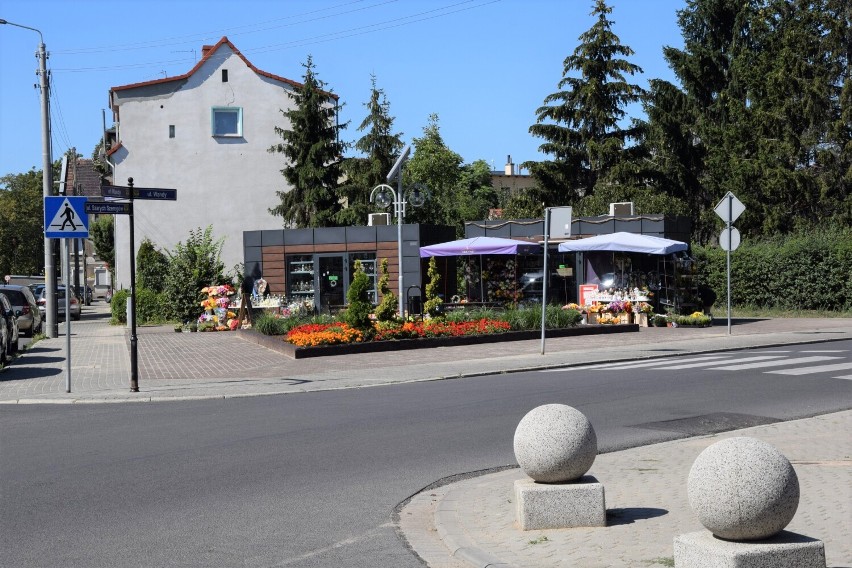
727, 194, 733, 335
396, 181, 404, 317
128, 178, 139, 392
540, 208, 550, 355
63, 238, 71, 392
0, 20, 55, 335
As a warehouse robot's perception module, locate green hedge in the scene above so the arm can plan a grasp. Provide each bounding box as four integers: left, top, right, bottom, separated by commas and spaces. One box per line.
110, 289, 130, 323
693, 229, 852, 311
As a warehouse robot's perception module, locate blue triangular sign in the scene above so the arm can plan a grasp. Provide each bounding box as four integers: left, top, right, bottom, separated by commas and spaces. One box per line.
44, 196, 89, 238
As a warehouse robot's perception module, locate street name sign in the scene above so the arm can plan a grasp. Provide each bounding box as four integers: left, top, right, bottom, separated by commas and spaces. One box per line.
44, 196, 89, 238
714, 192, 746, 224
101, 185, 177, 200
85, 201, 133, 215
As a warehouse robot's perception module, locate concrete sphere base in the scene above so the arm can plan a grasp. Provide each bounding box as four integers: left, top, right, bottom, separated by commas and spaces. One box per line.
513, 404, 597, 483
687, 437, 799, 541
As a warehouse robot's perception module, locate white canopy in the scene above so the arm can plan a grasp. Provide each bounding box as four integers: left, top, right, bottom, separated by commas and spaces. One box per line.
557, 232, 688, 255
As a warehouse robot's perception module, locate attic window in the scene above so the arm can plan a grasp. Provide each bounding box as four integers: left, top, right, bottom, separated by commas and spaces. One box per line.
222, 69, 228, 82
212, 107, 242, 137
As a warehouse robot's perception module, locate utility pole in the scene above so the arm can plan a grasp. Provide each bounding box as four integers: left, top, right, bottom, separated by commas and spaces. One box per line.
0, 19, 57, 337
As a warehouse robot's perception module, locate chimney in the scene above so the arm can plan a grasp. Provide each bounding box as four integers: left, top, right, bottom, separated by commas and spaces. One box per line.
505, 154, 513, 176
201, 44, 214, 58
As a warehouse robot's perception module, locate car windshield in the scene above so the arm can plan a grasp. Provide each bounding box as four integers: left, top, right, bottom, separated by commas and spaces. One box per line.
1, 290, 26, 305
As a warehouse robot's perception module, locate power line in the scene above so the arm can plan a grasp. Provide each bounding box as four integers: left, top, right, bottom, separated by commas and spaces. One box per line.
49, 1, 500, 73
51, 0, 396, 55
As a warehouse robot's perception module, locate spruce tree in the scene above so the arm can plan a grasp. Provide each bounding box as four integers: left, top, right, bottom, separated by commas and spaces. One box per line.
525, 0, 645, 205
645, 0, 850, 241
269, 56, 347, 228
337, 75, 404, 226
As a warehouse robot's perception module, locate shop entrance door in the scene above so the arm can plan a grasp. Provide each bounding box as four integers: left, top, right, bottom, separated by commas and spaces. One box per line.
317, 255, 347, 313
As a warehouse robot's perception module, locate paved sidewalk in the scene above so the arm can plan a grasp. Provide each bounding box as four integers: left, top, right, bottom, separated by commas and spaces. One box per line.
399, 410, 852, 568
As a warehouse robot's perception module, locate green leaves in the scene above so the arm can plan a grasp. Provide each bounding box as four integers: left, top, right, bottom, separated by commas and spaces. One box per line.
269, 56, 347, 228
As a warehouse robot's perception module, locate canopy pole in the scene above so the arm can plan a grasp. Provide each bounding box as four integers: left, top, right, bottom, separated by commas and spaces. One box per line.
540, 208, 550, 355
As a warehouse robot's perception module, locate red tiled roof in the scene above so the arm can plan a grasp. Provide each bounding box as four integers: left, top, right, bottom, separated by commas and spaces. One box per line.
65, 158, 105, 197
109, 36, 337, 103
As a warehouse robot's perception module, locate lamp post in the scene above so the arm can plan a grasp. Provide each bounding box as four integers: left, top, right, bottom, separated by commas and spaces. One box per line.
1, 18, 57, 338
370, 145, 427, 317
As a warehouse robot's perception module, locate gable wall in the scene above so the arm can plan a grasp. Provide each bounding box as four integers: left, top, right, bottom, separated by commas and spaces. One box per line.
112, 45, 299, 288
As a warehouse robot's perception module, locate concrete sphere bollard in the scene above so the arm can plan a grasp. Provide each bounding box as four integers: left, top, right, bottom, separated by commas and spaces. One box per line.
687, 436, 799, 541
513, 404, 597, 483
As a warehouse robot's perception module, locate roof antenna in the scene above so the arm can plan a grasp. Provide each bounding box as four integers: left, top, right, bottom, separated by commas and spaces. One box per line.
171, 49, 197, 63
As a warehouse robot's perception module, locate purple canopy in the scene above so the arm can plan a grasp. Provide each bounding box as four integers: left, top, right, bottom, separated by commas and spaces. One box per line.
420, 236, 541, 258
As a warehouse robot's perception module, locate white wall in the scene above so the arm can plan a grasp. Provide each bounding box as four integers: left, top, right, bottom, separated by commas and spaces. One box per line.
112, 44, 297, 289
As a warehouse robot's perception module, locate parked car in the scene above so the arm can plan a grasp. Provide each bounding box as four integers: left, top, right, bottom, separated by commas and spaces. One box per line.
0, 284, 42, 337
74, 285, 93, 306
36, 285, 81, 321
0, 292, 19, 361
0, 305, 8, 364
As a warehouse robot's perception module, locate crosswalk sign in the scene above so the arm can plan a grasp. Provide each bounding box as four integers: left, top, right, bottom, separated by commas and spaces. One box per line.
44, 196, 89, 238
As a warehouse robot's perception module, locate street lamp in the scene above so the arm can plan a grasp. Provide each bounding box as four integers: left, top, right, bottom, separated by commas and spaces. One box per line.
370, 145, 427, 316
1, 18, 58, 338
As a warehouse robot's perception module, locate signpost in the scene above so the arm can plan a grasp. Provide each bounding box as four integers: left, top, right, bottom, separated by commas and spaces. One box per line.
43, 196, 90, 393
101, 179, 178, 392
714, 192, 746, 335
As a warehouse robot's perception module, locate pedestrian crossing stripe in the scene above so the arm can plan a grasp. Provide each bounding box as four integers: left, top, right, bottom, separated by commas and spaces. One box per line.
44, 196, 89, 238
542, 350, 851, 379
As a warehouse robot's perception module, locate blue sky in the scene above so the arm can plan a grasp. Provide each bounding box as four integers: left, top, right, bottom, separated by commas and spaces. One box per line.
0, 0, 685, 179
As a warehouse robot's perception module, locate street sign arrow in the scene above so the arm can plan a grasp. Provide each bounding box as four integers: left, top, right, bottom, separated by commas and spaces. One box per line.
714, 191, 746, 224
85, 202, 133, 215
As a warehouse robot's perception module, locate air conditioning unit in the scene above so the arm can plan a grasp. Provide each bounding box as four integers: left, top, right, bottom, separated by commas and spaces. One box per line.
368, 213, 390, 226
609, 202, 635, 216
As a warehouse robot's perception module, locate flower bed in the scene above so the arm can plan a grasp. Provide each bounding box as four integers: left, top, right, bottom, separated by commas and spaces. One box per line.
237, 322, 639, 359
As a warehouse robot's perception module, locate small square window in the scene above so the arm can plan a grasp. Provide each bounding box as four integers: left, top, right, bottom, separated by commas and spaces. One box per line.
212, 107, 242, 137
169, 125, 175, 138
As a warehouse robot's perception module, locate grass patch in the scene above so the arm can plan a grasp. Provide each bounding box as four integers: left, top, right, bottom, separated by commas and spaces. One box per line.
527, 535, 549, 545
645, 557, 675, 567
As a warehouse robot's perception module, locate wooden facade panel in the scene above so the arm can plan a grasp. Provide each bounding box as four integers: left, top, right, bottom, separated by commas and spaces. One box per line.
263, 267, 285, 278
313, 243, 346, 253
262, 245, 285, 255
282, 245, 314, 254
262, 258, 286, 270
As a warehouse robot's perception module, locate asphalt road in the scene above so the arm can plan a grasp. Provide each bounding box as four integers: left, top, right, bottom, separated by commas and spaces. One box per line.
1, 341, 850, 567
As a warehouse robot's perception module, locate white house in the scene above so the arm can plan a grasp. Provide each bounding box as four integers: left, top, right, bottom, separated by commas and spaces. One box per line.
107, 36, 337, 289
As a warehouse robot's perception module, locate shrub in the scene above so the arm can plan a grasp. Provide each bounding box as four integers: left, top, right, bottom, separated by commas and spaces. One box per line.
374, 258, 398, 322
135, 287, 168, 324
693, 228, 852, 312
136, 238, 169, 294
254, 312, 292, 336
424, 257, 444, 317
110, 289, 130, 323
341, 260, 373, 333
162, 226, 226, 323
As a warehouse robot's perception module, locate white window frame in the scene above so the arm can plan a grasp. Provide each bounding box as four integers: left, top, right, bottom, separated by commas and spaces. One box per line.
211, 107, 243, 137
